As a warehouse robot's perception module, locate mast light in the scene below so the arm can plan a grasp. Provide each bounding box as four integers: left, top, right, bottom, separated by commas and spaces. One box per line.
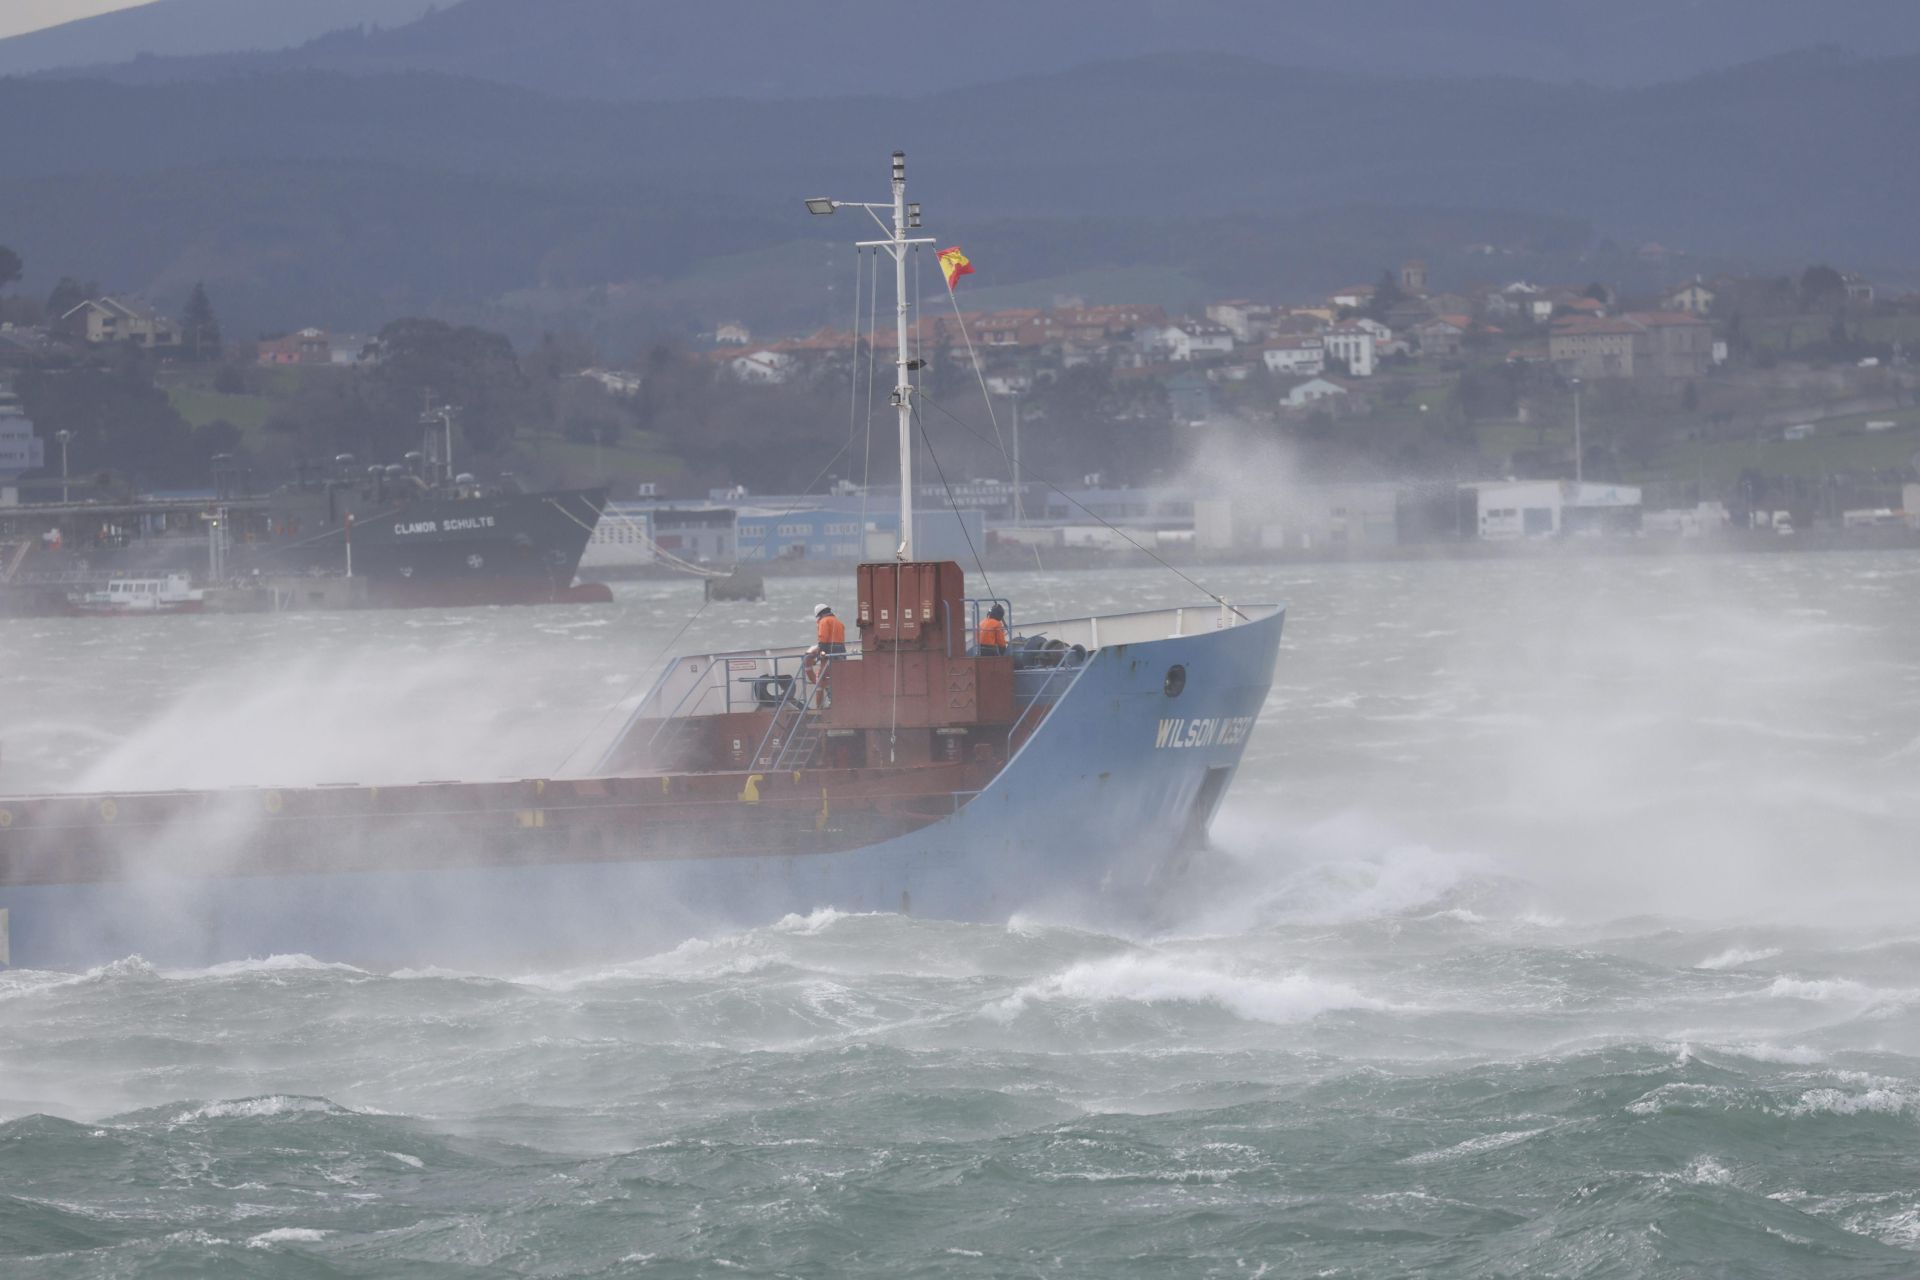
804, 198, 836, 216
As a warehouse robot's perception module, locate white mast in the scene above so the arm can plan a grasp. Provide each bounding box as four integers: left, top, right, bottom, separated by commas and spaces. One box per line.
888, 151, 914, 560
807, 150, 932, 560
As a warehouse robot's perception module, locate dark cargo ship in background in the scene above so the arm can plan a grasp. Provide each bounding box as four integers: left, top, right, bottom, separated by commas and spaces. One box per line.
256, 474, 609, 607
0, 464, 609, 611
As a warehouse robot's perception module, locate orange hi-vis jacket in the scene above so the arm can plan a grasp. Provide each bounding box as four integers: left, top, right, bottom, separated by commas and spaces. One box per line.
977, 616, 1008, 651
816, 613, 847, 648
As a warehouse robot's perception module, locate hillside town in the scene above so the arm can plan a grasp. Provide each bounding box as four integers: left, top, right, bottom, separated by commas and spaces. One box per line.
3, 252, 1919, 569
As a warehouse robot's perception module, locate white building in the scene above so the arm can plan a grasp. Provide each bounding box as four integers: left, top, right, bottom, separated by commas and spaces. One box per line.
1473, 480, 1641, 539
1662, 280, 1716, 316
578, 368, 644, 396
1227, 483, 1402, 551
1157, 321, 1236, 362
580, 504, 659, 570
729, 350, 796, 384
1643, 501, 1731, 537
1261, 337, 1325, 376
0, 386, 44, 483
1282, 377, 1348, 408
1323, 323, 1378, 377
1350, 317, 1392, 343
714, 321, 751, 346
1204, 300, 1276, 343
1485, 282, 1551, 322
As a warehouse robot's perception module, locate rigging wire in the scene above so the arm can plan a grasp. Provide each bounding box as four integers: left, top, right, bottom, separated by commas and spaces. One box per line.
916, 388, 1248, 619
545, 500, 721, 580
912, 243, 924, 379
928, 263, 1048, 606
912, 405, 993, 602
846, 247, 864, 482
860, 248, 881, 543
938, 282, 1012, 477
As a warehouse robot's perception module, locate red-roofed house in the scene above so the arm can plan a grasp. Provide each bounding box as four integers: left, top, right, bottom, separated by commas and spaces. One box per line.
257, 328, 332, 366
1260, 336, 1325, 376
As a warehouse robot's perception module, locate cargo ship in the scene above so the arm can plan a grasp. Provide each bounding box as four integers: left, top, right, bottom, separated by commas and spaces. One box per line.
0, 153, 1284, 970
0, 418, 608, 611
0, 483, 608, 614
246, 475, 610, 608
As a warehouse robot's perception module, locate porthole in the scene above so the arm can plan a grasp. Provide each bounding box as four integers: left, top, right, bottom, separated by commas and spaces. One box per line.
1164, 664, 1187, 697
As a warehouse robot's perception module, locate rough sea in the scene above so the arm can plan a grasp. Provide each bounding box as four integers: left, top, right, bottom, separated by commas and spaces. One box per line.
3, 550, 1919, 1278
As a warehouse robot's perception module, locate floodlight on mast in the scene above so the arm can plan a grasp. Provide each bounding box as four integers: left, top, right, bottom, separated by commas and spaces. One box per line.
805, 151, 936, 558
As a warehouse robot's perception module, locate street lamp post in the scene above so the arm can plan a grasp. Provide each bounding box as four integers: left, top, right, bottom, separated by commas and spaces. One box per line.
1008, 389, 1023, 523
1570, 378, 1584, 485
54, 429, 72, 503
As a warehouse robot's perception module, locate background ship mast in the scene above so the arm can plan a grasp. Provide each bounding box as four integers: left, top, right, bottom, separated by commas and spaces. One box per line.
807, 151, 933, 559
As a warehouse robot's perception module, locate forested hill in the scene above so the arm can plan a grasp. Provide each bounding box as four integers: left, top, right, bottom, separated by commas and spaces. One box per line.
0, 0, 440, 77
11, 0, 1920, 95
1, 48, 1915, 340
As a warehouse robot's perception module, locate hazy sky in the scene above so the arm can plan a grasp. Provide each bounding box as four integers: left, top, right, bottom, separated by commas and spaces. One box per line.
0, 0, 155, 41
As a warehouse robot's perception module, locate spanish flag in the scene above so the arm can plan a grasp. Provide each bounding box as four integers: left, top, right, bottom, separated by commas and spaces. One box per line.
937, 246, 975, 291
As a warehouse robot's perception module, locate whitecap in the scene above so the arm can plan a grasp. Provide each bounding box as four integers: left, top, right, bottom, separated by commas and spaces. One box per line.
1696, 946, 1781, 970
1764, 976, 1894, 1004
247, 1228, 330, 1248
1684, 1156, 1734, 1185
168, 954, 367, 980
1626, 1083, 1748, 1117
1788, 1088, 1918, 1118
1403, 1127, 1551, 1164
79, 956, 160, 982
988, 951, 1385, 1025
1720, 1042, 1825, 1065
772, 906, 871, 934
173, 1096, 353, 1123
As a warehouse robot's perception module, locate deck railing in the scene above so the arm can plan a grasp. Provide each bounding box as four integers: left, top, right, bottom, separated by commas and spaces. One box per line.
591, 602, 1268, 774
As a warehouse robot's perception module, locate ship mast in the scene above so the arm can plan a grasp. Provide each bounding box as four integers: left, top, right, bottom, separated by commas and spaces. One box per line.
807, 151, 932, 559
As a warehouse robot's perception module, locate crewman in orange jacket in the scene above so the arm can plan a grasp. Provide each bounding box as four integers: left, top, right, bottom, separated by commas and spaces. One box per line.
806, 603, 847, 692
977, 603, 1008, 655
812, 603, 847, 655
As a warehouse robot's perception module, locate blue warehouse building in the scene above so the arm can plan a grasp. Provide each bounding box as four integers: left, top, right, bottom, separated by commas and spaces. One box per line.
736, 508, 984, 562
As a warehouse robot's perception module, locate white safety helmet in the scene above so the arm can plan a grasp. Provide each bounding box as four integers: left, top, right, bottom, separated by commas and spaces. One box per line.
813, 602, 832, 618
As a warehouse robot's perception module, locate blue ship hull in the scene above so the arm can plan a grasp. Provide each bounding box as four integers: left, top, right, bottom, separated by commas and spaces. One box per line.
0, 607, 1283, 972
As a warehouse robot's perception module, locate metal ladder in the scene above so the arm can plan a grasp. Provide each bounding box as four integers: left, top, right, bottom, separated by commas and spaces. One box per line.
0, 541, 29, 585
755, 665, 829, 772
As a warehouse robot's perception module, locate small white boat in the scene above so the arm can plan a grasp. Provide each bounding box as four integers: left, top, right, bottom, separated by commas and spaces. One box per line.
71, 574, 205, 615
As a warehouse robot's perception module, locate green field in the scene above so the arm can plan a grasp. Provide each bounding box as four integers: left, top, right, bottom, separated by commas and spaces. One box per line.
1473, 421, 1552, 459
1743, 313, 1920, 354
1633, 413, 1920, 484
166, 386, 277, 431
